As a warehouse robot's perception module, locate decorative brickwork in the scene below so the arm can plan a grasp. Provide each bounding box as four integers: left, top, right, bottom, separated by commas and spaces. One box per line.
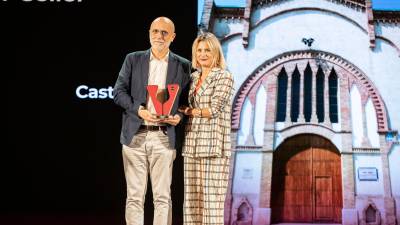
374, 10, 400, 24
252, 0, 366, 11
366, 0, 376, 48
214, 7, 244, 19
277, 123, 339, 148
232, 50, 389, 132
242, 0, 252, 47
204, 0, 400, 48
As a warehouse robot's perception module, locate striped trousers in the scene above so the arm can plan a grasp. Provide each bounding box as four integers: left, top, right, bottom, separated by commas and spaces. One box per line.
183, 156, 230, 225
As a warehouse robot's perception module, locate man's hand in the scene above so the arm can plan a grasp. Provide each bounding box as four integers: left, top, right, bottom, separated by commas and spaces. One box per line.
161, 114, 181, 126
138, 109, 161, 123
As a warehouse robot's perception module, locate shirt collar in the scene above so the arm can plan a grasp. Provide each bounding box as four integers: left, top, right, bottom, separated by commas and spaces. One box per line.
150, 50, 169, 62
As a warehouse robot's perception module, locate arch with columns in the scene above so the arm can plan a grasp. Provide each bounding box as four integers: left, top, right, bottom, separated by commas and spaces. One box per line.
232, 50, 389, 136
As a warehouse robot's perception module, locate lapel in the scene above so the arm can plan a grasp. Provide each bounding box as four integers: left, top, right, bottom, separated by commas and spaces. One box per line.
195, 67, 221, 98
141, 49, 151, 88
189, 70, 200, 106
166, 51, 177, 85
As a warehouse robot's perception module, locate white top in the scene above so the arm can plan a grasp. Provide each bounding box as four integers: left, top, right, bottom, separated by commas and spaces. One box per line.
145, 51, 169, 125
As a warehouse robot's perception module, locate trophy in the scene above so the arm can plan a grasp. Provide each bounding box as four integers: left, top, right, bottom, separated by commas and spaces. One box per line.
146, 84, 179, 119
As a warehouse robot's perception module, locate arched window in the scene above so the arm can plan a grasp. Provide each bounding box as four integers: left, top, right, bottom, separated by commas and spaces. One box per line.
316, 67, 325, 122
276, 68, 288, 122
237, 202, 250, 221
329, 69, 338, 123
304, 64, 312, 122
366, 205, 377, 223
291, 66, 300, 122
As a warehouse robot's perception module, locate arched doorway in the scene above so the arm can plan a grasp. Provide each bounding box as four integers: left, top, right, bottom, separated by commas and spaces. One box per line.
271, 134, 342, 223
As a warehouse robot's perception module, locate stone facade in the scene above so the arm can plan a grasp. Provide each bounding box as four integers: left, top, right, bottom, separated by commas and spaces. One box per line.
201, 0, 400, 224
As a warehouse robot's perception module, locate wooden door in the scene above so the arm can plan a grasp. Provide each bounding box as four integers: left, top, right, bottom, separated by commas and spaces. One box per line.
315, 176, 332, 220
271, 135, 342, 223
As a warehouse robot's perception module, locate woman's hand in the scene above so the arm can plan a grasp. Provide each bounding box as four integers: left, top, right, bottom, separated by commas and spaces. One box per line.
191, 108, 201, 117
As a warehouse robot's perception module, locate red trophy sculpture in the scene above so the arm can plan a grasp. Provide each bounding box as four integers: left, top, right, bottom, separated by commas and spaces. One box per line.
146, 84, 179, 119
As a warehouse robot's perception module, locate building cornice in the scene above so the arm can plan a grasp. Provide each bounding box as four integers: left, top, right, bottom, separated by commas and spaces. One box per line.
214, 7, 245, 19
373, 10, 400, 24
209, 1, 400, 24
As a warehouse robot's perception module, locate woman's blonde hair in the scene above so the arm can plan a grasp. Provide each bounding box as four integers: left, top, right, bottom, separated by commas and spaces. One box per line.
191, 32, 226, 70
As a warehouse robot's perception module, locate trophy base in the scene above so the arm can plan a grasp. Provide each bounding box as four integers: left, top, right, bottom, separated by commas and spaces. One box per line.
154, 115, 170, 119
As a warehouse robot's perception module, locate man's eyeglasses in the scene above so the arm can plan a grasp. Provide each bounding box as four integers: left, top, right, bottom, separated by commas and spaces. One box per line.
150, 29, 169, 37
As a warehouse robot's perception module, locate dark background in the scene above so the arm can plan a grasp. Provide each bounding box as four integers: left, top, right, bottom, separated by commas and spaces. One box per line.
6, 1, 197, 224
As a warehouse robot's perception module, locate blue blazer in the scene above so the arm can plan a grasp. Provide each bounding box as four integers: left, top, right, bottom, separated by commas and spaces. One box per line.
113, 49, 191, 149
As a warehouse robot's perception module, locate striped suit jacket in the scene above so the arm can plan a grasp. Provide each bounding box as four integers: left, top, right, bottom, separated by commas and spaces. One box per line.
182, 68, 234, 158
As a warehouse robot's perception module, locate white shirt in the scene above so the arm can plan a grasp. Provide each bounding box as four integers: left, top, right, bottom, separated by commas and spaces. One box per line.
145, 51, 169, 125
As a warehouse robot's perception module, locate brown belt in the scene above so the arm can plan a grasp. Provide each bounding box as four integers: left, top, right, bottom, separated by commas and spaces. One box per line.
139, 125, 167, 131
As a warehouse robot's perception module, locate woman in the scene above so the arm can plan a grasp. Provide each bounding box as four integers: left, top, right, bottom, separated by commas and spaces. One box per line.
178, 32, 234, 225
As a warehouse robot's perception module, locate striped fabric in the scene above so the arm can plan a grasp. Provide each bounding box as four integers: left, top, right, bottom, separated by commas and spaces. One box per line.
182, 68, 234, 158
183, 157, 230, 225
182, 68, 234, 225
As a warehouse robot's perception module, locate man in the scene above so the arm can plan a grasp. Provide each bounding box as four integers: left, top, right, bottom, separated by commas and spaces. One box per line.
113, 17, 191, 225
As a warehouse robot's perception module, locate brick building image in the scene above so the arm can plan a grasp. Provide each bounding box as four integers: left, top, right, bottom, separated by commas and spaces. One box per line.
199, 0, 400, 224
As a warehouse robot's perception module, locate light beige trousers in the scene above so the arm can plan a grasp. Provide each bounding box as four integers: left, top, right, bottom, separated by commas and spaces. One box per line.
122, 130, 176, 225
